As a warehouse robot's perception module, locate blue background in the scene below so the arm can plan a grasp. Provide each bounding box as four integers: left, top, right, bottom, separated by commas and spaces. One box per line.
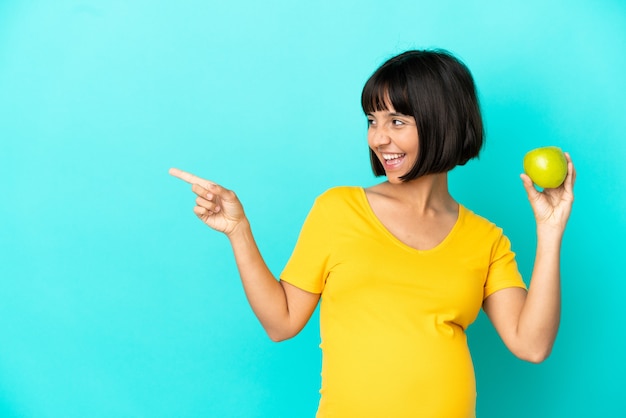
1, 0, 625, 417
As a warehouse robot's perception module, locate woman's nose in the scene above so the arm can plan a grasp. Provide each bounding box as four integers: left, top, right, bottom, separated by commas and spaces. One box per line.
370, 126, 391, 147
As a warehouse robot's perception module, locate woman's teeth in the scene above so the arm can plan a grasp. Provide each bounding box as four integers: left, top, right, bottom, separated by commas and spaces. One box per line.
383, 153, 405, 160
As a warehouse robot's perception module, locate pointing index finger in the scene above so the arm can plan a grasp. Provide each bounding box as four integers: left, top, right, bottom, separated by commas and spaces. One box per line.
169, 168, 216, 189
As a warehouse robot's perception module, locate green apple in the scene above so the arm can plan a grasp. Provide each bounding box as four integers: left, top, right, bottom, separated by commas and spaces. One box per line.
523, 146, 568, 188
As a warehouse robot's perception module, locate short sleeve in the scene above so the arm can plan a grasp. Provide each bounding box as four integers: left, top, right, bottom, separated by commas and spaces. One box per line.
280, 194, 333, 294
484, 232, 527, 300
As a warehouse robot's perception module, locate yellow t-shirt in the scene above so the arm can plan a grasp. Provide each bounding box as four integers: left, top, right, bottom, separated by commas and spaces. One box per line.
280, 186, 527, 418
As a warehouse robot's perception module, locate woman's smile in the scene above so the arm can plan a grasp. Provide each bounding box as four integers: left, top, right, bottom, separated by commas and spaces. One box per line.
382, 152, 407, 169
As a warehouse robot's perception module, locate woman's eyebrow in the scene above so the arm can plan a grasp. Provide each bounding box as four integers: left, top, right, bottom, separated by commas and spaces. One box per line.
366, 111, 409, 118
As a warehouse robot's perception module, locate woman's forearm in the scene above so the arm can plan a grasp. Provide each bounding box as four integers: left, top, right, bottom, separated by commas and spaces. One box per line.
226, 220, 295, 341
516, 226, 563, 361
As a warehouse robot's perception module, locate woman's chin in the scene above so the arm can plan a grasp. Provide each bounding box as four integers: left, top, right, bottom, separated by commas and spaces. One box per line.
385, 174, 404, 184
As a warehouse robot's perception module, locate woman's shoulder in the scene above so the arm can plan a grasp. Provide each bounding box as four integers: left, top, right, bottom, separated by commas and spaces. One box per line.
316, 185, 363, 202
310, 186, 366, 219
459, 205, 504, 237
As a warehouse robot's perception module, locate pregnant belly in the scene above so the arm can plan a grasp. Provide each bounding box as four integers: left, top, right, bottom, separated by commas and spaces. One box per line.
317, 332, 476, 418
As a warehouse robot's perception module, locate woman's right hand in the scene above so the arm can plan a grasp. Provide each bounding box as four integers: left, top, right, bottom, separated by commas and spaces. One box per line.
169, 168, 246, 236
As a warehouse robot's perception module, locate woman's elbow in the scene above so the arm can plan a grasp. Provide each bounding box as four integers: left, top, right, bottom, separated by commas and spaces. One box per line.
267, 333, 291, 343
266, 327, 299, 343
515, 345, 553, 364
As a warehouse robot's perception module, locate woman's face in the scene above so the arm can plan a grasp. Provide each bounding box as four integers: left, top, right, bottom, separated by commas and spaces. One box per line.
366, 103, 419, 184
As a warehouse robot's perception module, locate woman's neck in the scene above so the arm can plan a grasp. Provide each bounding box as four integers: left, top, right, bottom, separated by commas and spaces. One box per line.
371, 172, 456, 214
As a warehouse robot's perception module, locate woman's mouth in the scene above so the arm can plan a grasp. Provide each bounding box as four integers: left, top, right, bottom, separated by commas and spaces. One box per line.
382, 153, 406, 168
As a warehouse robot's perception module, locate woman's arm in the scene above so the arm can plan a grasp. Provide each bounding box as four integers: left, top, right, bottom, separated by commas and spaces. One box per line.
169, 168, 320, 342
483, 153, 576, 363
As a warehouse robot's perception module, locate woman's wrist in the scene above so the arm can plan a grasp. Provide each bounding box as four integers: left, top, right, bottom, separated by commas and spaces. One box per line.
227, 218, 252, 242
535, 222, 565, 248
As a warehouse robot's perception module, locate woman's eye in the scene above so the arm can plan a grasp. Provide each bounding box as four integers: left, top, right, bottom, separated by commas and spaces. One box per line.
392, 119, 404, 126
367, 119, 375, 126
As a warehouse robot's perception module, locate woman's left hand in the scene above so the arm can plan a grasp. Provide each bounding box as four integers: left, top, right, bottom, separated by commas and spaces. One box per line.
520, 152, 576, 231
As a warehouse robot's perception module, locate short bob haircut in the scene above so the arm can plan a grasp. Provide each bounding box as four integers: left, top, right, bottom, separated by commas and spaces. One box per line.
361, 49, 484, 181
